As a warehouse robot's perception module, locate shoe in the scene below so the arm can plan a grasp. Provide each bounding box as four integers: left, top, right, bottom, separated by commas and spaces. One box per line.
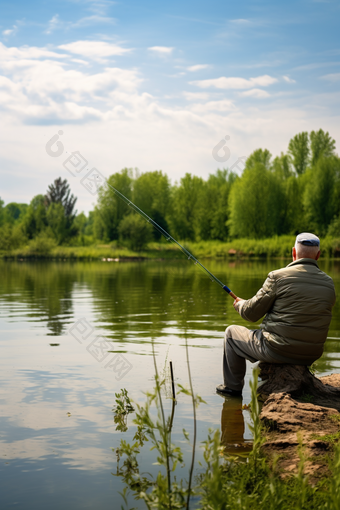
216, 384, 242, 397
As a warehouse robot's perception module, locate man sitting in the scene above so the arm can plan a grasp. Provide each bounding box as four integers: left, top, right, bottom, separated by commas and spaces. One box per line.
216, 233, 336, 397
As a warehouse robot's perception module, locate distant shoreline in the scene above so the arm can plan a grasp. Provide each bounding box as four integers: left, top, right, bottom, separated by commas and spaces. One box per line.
2, 235, 340, 260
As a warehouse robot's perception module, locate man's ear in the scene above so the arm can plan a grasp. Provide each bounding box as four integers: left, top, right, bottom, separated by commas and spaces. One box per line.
292, 247, 297, 261
316, 250, 321, 261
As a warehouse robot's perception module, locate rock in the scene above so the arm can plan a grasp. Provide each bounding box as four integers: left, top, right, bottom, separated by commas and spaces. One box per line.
260, 392, 338, 433
258, 363, 340, 410
259, 383, 340, 482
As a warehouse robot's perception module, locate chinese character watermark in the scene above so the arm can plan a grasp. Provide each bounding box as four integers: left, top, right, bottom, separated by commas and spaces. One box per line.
69, 318, 133, 381
45, 131, 107, 196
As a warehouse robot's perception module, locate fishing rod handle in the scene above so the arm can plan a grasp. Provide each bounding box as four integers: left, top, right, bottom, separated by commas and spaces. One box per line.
223, 286, 237, 300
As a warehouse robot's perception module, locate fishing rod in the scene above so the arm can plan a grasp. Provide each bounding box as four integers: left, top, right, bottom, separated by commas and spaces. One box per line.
104, 179, 237, 300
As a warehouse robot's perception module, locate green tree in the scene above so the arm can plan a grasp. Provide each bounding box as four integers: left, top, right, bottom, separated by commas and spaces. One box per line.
228, 163, 285, 238
310, 129, 336, 166
303, 156, 340, 235
272, 153, 293, 180
22, 195, 48, 239
44, 178, 77, 243
288, 132, 310, 175
3, 203, 28, 225
169, 173, 204, 240
94, 168, 133, 241
0, 198, 4, 227
245, 149, 272, 170
196, 169, 236, 241
46, 202, 68, 245
118, 213, 153, 251
133, 171, 171, 240
45, 177, 77, 221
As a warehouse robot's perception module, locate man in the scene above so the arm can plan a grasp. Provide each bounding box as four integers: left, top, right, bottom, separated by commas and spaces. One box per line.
216, 233, 336, 397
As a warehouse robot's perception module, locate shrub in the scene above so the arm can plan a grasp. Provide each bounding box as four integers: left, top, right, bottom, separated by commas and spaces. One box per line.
118, 214, 153, 252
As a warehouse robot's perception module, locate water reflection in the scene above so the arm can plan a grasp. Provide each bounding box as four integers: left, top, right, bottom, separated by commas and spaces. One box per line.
220, 397, 253, 456
0, 258, 339, 509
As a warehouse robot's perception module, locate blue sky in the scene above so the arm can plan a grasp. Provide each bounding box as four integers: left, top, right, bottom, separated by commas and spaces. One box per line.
1, 0, 339, 212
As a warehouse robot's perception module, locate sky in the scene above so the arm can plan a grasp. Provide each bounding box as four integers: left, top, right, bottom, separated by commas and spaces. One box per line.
1, 0, 340, 213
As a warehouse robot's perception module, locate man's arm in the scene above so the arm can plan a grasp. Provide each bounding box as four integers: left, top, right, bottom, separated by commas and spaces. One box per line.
232, 273, 277, 322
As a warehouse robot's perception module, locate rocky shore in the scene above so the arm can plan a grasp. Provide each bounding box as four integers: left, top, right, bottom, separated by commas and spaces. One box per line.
258, 364, 340, 482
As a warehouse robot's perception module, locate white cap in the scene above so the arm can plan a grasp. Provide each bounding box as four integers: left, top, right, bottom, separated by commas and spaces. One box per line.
295, 232, 320, 247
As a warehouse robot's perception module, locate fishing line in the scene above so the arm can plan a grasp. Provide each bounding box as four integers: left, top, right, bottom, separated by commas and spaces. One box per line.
102, 178, 237, 299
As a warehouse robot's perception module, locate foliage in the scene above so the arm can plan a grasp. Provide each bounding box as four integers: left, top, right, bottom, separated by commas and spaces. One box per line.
113, 388, 135, 433
310, 129, 336, 166
45, 177, 77, 220
118, 214, 153, 251
115, 368, 340, 510
288, 132, 310, 175
0, 223, 26, 251
133, 171, 172, 240
1, 128, 339, 249
27, 232, 57, 255
228, 163, 285, 238
94, 168, 133, 241
303, 156, 340, 235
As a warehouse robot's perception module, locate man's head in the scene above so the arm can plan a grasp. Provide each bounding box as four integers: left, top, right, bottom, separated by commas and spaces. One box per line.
292, 232, 320, 261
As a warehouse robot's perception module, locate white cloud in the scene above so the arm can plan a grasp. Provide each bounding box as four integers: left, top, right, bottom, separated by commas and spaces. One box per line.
321, 73, 340, 82
148, 46, 174, 55
187, 64, 209, 72
283, 75, 296, 83
190, 99, 236, 113
2, 26, 17, 37
239, 88, 270, 98
183, 91, 211, 101
191, 74, 277, 89
0, 41, 339, 215
44, 14, 61, 35
0, 42, 142, 124
71, 15, 116, 28
59, 40, 131, 60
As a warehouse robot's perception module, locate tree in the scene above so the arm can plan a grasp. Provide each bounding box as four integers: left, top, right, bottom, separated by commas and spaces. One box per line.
44, 178, 77, 243
94, 168, 133, 241
45, 177, 77, 221
118, 214, 153, 251
22, 195, 48, 239
288, 132, 310, 175
169, 173, 204, 240
272, 153, 293, 180
46, 203, 67, 245
3, 203, 28, 225
196, 169, 236, 241
228, 163, 285, 238
245, 149, 272, 170
310, 129, 336, 166
0, 198, 4, 227
303, 156, 340, 235
133, 171, 171, 240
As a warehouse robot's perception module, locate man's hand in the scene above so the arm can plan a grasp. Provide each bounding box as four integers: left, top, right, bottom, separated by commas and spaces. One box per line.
233, 297, 245, 313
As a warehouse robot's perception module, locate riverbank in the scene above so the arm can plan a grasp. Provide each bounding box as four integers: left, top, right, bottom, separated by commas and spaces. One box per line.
3, 235, 340, 260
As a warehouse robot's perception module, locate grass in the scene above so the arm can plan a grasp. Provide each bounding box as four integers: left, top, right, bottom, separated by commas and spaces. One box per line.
115, 366, 340, 510
2, 234, 340, 260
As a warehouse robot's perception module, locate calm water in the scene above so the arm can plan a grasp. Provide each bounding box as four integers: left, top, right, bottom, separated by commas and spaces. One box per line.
0, 258, 339, 509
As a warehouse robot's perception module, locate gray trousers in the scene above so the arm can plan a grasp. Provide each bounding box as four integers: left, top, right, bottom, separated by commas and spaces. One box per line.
223, 325, 279, 391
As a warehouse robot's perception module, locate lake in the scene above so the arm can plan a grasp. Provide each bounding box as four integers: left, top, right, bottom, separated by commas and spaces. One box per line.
0, 258, 339, 509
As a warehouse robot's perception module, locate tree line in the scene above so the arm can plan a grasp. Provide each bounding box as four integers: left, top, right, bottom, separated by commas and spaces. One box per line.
0, 129, 339, 252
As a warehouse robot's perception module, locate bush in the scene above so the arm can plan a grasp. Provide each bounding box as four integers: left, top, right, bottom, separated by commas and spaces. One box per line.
28, 233, 57, 256
0, 224, 26, 251
118, 214, 153, 252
